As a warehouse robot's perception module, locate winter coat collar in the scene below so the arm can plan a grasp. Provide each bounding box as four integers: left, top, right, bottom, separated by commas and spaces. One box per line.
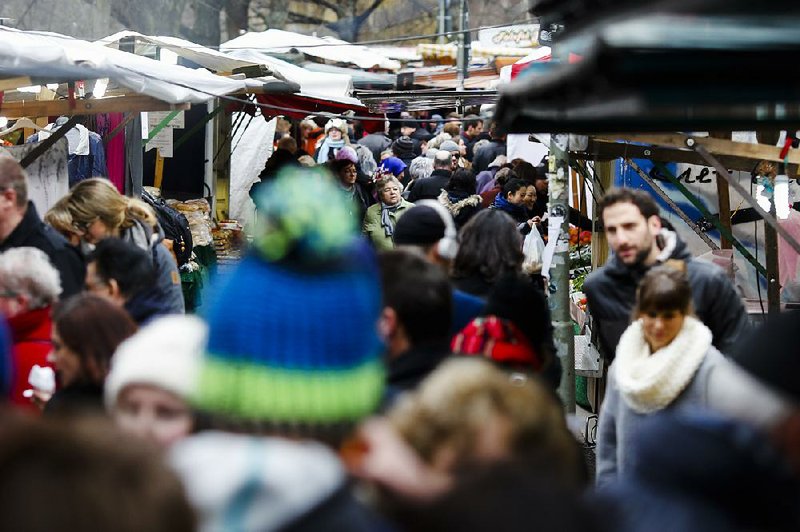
491, 195, 525, 218
605, 229, 691, 281
614, 315, 712, 413
1, 202, 42, 248
438, 190, 481, 215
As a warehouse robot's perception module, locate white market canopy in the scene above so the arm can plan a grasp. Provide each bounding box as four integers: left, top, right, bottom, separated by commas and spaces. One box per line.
99, 31, 361, 106
222, 29, 401, 72
0, 26, 250, 113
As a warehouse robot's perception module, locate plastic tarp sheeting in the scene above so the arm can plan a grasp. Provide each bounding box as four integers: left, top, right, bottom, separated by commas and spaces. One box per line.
225, 49, 354, 100
99, 31, 261, 74
0, 27, 248, 104
222, 30, 401, 71
230, 114, 275, 230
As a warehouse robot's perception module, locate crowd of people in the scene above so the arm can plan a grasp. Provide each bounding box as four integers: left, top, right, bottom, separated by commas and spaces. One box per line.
0, 109, 797, 531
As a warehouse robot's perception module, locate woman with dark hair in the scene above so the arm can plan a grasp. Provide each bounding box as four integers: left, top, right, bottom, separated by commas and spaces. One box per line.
44, 294, 137, 416
451, 209, 524, 299
328, 158, 373, 223
490, 178, 537, 235
438, 169, 482, 228
596, 264, 729, 487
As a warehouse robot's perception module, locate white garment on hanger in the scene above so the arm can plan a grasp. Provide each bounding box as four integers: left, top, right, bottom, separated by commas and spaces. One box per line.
37, 123, 90, 155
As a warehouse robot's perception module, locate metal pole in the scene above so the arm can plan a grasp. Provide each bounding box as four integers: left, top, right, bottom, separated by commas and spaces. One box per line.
456, 0, 466, 91
438, 0, 446, 44
462, 0, 470, 87
765, 203, 781, 314
549, 135, 576, 413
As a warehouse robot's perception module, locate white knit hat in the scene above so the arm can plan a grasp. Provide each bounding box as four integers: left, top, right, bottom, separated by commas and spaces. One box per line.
105, 315, 208, 409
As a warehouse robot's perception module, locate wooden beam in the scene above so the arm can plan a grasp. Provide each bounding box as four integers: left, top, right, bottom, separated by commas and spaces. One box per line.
596, 133, 800, 169
0, 95, 189, 118
574, 139, 799, 176
709, 132, 733, 249
0, 77, 32, 91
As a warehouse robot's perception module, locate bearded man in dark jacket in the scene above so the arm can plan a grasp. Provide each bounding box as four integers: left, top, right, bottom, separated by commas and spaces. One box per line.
583, 188, 748, 361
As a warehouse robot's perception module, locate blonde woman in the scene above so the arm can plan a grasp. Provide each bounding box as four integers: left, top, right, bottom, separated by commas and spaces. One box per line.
362, 177, 413, 250
64, 178, 184, 314
44, 196, 81, 247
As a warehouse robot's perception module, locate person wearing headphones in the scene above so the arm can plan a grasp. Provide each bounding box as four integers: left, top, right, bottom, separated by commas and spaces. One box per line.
392, 201, 484, 336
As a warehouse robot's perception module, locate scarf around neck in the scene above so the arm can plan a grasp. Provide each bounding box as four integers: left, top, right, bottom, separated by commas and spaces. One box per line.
316, 138, 346, 163
493, 195, 524, 217
613, 315, 712, 413
380, 201, 401, 238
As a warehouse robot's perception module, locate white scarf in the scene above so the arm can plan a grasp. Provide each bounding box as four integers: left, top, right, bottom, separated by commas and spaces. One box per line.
613, 315, 711, 414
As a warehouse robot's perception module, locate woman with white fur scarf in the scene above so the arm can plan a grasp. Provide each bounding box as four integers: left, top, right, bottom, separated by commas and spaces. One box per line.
595, 263, 728, 487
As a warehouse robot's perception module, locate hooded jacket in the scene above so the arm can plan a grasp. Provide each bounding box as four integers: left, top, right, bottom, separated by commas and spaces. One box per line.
583, 229, 748, 359
121, 219, 185, 316
438, 190, 482, 228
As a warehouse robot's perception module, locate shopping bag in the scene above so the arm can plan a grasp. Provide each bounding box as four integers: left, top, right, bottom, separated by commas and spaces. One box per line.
522, 228, 545, 274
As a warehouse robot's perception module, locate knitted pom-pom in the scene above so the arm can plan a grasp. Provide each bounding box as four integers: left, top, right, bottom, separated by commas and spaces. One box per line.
252, 167, 358, 263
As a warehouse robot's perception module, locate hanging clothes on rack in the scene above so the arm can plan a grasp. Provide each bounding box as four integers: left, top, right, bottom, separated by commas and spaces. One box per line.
95, 113, 126, 193
28, 117, 108, 186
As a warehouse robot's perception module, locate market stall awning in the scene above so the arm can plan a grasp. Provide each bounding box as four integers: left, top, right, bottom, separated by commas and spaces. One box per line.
99, 31, 262, 74
0, 26, 250, 110
358, 89, 498, 113
223, 49, 354, 100
97, 31, 299, 96
407, 65, 500, 90
418, 42, 535, 61
495, 13, 800, 133
222, 29, 401, 71
301, 62, 396, 90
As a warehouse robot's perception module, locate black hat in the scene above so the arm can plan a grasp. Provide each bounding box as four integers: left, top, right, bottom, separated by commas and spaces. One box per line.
400, 120, 417, 130
730, 310, 800, 403
392, 136, 415, 157
393, 205, 446, 247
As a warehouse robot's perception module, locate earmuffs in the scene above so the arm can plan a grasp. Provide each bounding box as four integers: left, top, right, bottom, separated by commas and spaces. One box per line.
415, 199, 458, 260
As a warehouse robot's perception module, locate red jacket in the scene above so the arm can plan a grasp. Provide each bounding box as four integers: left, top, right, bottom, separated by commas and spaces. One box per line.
8, 306, 53, 411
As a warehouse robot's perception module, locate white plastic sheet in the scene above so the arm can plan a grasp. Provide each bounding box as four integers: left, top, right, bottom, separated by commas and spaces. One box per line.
222, 30, 400, 71
0, 27, 248, 104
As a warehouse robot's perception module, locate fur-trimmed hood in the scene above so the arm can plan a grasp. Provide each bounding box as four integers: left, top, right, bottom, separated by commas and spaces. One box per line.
438, 190, 482, 216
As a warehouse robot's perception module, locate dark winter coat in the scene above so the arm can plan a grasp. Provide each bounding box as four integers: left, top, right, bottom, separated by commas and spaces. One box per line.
384, 343, 450, 406
583, 230, 749, 360
0, 202, 85, 298
357, 133, 392, 164
438, 190, 482, 228
407, 169, 451, 203
602, 412, 800, 532
472, 139, 507, 174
